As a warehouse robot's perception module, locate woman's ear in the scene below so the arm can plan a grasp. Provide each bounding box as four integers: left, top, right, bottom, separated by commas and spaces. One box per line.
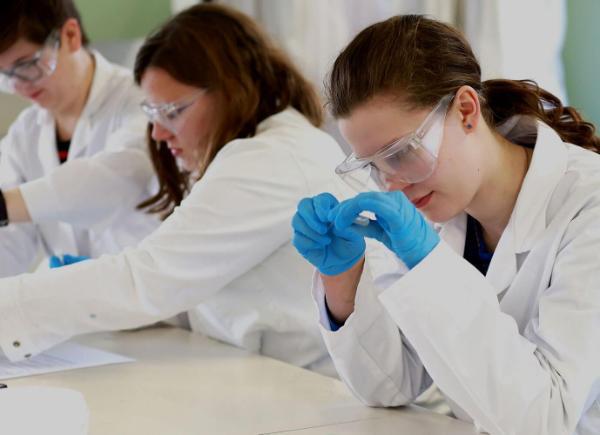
454, 85, 481, 134
60, 18, 84, 53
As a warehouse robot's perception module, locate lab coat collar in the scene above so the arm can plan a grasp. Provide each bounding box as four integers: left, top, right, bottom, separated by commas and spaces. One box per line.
440, 121, 568, 295
509, 121, 568, 253
437, 213, 467, 256
34, 104, 53, 127
486, 121, 568, 294
77, 51, 116, 121
255, 107, 306, 135
36, 116, 61, 173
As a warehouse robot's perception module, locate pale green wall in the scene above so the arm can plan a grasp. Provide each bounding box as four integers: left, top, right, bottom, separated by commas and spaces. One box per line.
75, 0, 171, 41
563, 0, 600, 126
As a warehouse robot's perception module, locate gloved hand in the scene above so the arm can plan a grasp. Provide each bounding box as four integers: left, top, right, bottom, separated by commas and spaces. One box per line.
329, 191, 440, 269
49, 254, 90, 268
292, 192, 366, 276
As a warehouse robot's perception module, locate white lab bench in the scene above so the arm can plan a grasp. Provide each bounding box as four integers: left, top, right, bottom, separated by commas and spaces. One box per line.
6, 325, 478, 435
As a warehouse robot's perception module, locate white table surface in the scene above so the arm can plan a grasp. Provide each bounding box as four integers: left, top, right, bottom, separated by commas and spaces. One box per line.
6, 325, 478, 435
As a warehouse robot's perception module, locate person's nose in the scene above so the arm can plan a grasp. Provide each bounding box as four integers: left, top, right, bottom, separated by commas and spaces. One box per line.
13, 78, 35, 95
151, 122, 174, 142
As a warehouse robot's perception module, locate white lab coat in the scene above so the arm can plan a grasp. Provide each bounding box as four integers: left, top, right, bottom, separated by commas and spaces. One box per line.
0, 108, 350, 376
313, 122, 600, 434
0, 52, 160, 277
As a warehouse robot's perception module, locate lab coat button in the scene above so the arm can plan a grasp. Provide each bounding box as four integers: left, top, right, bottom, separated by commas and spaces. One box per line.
12, 341, 20, 348
24, 354, 31, 359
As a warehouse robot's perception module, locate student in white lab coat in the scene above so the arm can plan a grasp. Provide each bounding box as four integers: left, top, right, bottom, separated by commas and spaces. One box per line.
292, 15, 600, 434
0, 4, 348, 376
0, 0, 159, 276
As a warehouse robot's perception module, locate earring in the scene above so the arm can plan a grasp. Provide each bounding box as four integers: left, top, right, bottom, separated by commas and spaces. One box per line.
466, 123, 473, 129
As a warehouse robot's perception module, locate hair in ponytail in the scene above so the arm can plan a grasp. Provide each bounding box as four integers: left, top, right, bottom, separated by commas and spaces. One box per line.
327, 14, 600, 152
481, 79, 599, 151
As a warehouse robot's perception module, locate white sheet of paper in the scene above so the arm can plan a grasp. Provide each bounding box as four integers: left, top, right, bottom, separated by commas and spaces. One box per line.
0, 342, 134, 380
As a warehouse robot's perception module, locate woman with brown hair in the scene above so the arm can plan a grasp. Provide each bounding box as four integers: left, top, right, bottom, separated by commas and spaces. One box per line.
292, 15, 600, 433
0, 4, 349, 376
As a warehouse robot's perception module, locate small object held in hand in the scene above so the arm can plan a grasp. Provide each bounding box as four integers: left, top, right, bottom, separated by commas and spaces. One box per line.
353, 215, 370, 226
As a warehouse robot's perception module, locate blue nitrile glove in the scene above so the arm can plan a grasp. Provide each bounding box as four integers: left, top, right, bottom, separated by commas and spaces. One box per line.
292, 192, 366, 276
330, 191, 440, 269
49, 254, 90, 268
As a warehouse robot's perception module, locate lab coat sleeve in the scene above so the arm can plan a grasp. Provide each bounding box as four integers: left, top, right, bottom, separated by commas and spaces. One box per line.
313, 249, 433, 407
0, 131, 42, 277
0, 142, 307, 361
17, 112, 154, 229
376, 220, 600, 434
0, 224, 41, 277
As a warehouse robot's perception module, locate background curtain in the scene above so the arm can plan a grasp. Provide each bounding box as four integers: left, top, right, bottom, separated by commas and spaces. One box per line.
174, 0, 567, 101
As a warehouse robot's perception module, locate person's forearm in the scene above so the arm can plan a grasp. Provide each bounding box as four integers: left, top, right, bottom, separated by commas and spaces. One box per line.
321, 256, 365, 324
4, 188, 32, 223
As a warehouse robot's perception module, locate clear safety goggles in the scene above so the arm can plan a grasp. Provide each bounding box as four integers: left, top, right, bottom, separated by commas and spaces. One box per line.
336, 94, 454, 191
140, 90, 204, 134
0, 30, 61, 93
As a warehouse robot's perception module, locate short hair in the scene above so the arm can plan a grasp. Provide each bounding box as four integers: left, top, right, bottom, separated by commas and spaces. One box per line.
0, 0, 89, 53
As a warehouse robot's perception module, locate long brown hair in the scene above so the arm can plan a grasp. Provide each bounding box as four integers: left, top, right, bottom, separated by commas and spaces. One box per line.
327, 15, 599, 152
134, 4, 323, 218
